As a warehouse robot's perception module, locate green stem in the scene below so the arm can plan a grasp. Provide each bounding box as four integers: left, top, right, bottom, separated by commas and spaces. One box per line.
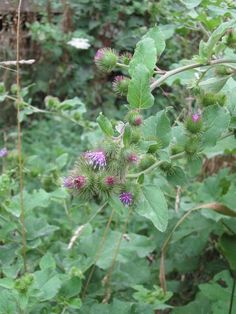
116, 62, 129, 69
150, 59, 236, 91
127, 152, 186, 179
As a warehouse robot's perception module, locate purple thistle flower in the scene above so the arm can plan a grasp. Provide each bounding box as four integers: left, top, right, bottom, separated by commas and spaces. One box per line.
105, 176, 115, 186
127, 153, 138, 164
119, 192, 133, 206
94, 48, 106, 62
73, 176, 86, 189
84, 151, 106, 169
63, 175, 86, 190
191, 113, 200, 122
0, 147, 8, 158
134, 116, 142, 126
63, 176, 75, 189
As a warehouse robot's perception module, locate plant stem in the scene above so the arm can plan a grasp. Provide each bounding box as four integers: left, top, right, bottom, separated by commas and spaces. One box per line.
16, 0, 27, 273
116, 62, 129, 69
150, 59, 236, 91
127, 152, 186, 178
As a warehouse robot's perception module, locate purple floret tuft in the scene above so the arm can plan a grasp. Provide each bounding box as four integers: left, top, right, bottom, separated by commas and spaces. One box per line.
119, 192, 133, 206
0, 147, 8, 158
84, 151, 106, 169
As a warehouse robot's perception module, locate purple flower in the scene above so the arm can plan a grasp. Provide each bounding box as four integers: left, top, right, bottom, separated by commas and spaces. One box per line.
0, 147, 8, 158
134, 116, 142, 126
63, 175, 86, 190
192, 113, 200, 122
63, 176, 75, 189
73, 176, 86, 189
84, 151, 106, 169
105, 176, 115, 186
127, 153, 138, 164
94, 48, 106, 62
119, 192, 133, 206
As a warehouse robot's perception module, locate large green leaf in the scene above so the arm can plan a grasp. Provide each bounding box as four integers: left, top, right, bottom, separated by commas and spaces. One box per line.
136, 185, 168, 232
142, 110, 171, 148
202, 105, 230, 146
127, 64, 154, 109
143, 26, 166, 59
129, 38, 157, 76
199, 76, 230, 93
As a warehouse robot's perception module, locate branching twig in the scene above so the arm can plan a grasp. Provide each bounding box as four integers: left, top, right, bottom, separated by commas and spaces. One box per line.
150, 59, 236, 91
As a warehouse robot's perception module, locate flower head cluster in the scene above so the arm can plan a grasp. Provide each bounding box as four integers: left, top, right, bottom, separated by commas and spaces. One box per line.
94, 48, 118, 72
185, 112, 202, 134
84, 150, 106, 169
0, 147, 8, 158
119, 192, 133, 206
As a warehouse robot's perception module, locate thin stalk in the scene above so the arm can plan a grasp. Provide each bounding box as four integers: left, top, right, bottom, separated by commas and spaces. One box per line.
229, 277, 236, 314
16, 0, 27, 273
150, 59, 236, 91
82, 208, 115, 299
127, 152, 186, 179
102, 207, 132, 303
116, 62, 129, 69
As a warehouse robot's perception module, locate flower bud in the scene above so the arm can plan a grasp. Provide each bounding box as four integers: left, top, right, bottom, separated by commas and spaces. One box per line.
119, 52, 132, 65
127, 111, 143, 126
94, 48, 118, 72
200, 92, 226, 107
105, 176, 116, 186
112, 76, 130, 96
139, 154, 155, 171
185, 113, 202, 134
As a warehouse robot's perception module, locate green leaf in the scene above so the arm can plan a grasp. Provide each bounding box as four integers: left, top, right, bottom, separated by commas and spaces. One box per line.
219, 234, 236, 271
33, 269, 61, 301
199, 76, 230, 93
127, 64, 154, 109
142, 110, 171, 148
129, 38, 157, 76
199, 20, 235, 60
202, 105, 230, 146
143, 26, 165, 59
136, 185, 168, 232
39, 253, 56, 270
59, 276, 82, 298
97, 112, 114, 137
